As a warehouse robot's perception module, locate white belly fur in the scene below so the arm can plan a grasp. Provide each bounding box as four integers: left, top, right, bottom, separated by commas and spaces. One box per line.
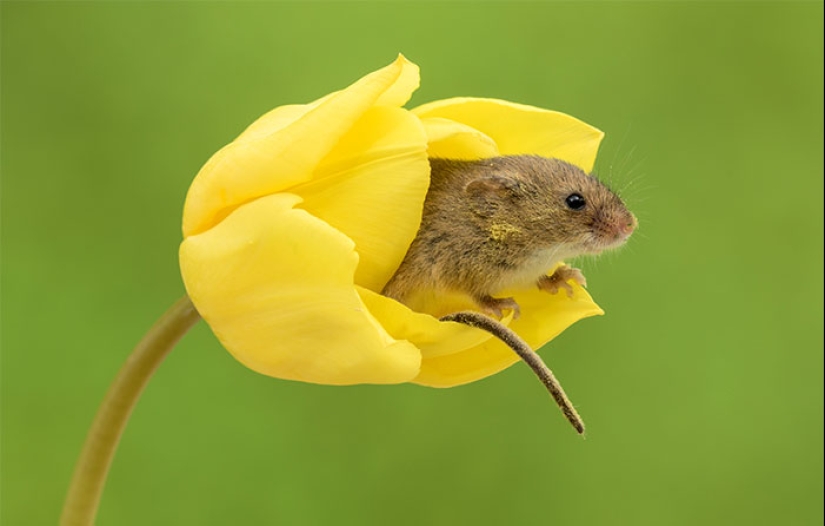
497, 246, 574, 291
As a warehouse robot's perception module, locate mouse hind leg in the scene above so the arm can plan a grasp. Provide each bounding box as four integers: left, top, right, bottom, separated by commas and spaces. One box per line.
472, 294, 521, 319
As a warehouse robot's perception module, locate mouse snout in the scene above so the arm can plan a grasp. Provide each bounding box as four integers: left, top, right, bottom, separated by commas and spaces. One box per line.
621, 212, 638, 237
606, 211, 637, 242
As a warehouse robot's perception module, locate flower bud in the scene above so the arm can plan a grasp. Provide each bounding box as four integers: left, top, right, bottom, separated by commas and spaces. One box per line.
179, 55, 604, 387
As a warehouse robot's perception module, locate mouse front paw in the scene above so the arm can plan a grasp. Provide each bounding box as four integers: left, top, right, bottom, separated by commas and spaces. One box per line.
538, 265, 587, 298
474, 294, 521, 319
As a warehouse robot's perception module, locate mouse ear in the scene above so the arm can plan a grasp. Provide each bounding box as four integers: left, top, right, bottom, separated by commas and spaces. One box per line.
464, 175, 522, 217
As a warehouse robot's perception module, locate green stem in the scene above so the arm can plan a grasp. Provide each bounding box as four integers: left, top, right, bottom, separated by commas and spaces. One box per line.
60, 295, 201, 526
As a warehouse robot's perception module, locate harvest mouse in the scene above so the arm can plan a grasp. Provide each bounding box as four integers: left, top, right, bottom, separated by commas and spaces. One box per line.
381, 155, 636, 318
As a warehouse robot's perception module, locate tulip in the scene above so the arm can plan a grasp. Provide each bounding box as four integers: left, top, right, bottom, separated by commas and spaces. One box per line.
179, 54, 606, 388
63, 55, 608, 526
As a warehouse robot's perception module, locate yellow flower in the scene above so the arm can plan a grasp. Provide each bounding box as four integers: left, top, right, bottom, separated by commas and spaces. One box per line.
179, 55, 605, 387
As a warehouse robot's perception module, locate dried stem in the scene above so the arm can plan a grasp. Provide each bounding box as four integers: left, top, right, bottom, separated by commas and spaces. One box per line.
440, 311, 585, 434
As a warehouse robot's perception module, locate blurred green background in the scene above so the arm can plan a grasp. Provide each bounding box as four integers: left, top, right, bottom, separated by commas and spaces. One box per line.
2, 2, 822, 525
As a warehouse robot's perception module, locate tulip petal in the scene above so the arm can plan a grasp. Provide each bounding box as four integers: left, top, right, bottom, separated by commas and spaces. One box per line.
375, 53, 420, 107
418, 117, 500, 160
412, 282, 603, 387
233, 103, 321, 143
293, 106, 430, 292
413, 98, 604, 172
502, 283, 604, 350
180, 193, 421, 385
357, 269, 602, 387
357, 287, 495, 358
183, 55, 420, 237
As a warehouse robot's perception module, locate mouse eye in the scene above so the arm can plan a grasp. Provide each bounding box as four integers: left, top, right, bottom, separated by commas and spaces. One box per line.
565, 193, 586, 211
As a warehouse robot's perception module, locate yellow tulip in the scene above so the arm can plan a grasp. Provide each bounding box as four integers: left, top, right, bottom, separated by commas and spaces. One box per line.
179, 55, 605, 387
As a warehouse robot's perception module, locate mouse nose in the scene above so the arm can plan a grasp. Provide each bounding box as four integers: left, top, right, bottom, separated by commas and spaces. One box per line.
623, 213, 638, 236
612, 212, 636, 240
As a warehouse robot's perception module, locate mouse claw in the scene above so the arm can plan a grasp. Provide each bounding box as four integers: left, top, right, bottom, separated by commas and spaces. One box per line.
475, 295, 521, 319
538, 265, 587, 298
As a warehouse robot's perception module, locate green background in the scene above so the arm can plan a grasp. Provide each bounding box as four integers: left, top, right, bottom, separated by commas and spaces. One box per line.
2, 2, 822, 525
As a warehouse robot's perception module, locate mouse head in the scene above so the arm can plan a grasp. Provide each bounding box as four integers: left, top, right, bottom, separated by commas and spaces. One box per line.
534, 157, 636, 254
464, 156, 636, 255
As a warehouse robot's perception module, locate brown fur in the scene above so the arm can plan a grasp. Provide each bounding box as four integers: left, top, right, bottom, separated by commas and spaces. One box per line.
382, 155, 636, 315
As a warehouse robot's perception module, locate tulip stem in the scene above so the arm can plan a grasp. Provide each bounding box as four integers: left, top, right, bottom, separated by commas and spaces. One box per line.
440, 311, 585, 435
60, 295, 201, 526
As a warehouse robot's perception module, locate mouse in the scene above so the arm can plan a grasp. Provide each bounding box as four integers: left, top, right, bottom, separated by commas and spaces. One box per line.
381, 155, 637, 319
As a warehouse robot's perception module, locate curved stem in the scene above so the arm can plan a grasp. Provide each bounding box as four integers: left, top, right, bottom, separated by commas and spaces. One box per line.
60, 295, 201, 526
440, 311, 585, 435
